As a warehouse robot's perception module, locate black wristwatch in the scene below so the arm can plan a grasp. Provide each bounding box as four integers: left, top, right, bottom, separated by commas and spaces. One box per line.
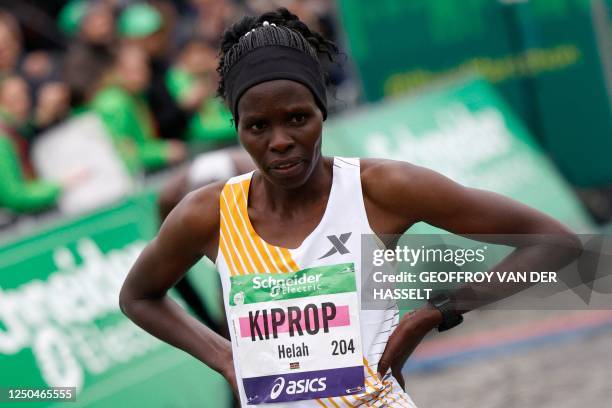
427, 292, 463, 332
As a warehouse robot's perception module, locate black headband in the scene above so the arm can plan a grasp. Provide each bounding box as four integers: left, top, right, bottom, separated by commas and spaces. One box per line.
224, 45, 327, 128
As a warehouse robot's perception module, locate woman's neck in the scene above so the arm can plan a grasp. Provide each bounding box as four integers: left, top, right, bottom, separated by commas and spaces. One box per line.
254, 156, 333, 216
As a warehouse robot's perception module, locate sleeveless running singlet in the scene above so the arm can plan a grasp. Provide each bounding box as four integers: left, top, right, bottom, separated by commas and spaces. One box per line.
216, 157, 418, 407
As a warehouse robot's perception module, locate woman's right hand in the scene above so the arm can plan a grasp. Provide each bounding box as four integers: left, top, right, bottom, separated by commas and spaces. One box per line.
119, 181, 234, 393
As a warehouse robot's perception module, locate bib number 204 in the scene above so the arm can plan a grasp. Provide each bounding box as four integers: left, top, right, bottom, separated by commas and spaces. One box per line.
331, 339, 356, 355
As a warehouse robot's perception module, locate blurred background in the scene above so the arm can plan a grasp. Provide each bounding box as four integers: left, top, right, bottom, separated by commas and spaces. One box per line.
0, 0, 610, 407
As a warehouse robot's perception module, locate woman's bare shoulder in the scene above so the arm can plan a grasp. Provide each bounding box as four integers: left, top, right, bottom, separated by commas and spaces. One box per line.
359, 158, 426, 204
359, 158, 456, 224
159, 180, 226, 260
179, 180, 226, 219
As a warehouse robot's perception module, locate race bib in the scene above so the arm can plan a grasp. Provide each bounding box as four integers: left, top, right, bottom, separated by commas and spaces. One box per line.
229, 263, 365, 404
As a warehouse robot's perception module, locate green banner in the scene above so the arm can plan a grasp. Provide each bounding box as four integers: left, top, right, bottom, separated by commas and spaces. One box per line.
0, 193, 230, 407
338, 0, 612, 187
322, 77, 594, 233
229, 263, 356, 305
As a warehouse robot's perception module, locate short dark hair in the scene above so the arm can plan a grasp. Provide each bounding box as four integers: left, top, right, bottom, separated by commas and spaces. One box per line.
62, 44, 115, 106
216, 8, 338, 102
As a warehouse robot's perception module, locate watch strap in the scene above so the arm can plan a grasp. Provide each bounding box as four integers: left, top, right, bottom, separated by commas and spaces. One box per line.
428, 292, 463, 332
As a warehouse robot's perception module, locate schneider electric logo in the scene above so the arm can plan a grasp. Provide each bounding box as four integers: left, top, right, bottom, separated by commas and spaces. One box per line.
269, 377, 327, 400
252, 274, 322, 298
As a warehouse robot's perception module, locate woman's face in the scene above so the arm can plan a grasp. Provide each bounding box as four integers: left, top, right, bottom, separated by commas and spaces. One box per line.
181, 42, 217, 77
0, 23, 20, 72
237, 79, 324, 189
116, 46, 150, 94
0, 77, 30, 124
81, 6, 115, 46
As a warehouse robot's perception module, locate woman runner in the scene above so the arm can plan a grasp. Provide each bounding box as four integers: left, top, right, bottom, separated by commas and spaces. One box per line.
119, 8, 580, 407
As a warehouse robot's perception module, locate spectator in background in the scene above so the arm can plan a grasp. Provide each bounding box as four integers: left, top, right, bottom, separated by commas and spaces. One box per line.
0, 8, 71, 137
63, 44, 141, 173
184, 0, 240, 46
149, 0, 181, 54
58, 0, 117, 50
166, 37, 235, 143
32, 81, 71, 134
0, 76, 61, 213
0, 9, 62, 103
79, 2, 116, 48
88, 44, 187, 172
0, 10, 22, 76
118, 3, 195, 141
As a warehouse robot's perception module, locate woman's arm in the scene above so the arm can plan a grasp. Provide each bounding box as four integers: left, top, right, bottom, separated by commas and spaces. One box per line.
119, 181, 237, 393
361, 159, 582, 381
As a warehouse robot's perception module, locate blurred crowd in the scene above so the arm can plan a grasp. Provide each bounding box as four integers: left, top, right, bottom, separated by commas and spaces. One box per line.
0, 0, 351, 224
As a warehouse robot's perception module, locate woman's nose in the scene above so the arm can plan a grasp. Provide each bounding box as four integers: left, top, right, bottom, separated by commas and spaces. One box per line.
268, 127, 294, 153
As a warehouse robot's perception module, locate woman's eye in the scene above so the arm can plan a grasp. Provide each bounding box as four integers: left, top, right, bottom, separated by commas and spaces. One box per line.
250, 122, 265, 131
290, 114, 306, 124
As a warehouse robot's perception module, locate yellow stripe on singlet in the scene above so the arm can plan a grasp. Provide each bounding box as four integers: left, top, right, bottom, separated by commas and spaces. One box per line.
339, 396, 353, 406
279, 245, 300, 271
220, 187, 251, 275
387, 381, 412, 408
327, 398, 342, 408
234, 179, 297, 274
339, 357, 409, 408
319, 357, 388, 407
218, 228, 239, 276
228, 183, 268, 273
219, 179, 302, 277
219, 198, 245, 275
222, 192, 259, 273
235, 181, 279, 273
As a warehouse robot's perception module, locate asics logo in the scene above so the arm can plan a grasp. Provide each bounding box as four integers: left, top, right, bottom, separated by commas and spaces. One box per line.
270, 377, 285, 400
269, 376, 327, 400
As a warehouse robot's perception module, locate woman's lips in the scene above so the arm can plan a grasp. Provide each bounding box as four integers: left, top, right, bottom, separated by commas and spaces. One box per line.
269, 160, 304, 176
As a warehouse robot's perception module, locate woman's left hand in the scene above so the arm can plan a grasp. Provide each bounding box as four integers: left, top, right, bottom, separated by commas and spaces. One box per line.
222, 360, 239, 398
376, 307, 442, 389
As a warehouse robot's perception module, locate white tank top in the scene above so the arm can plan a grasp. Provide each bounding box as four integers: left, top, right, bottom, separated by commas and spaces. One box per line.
216, 157, 418, 407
